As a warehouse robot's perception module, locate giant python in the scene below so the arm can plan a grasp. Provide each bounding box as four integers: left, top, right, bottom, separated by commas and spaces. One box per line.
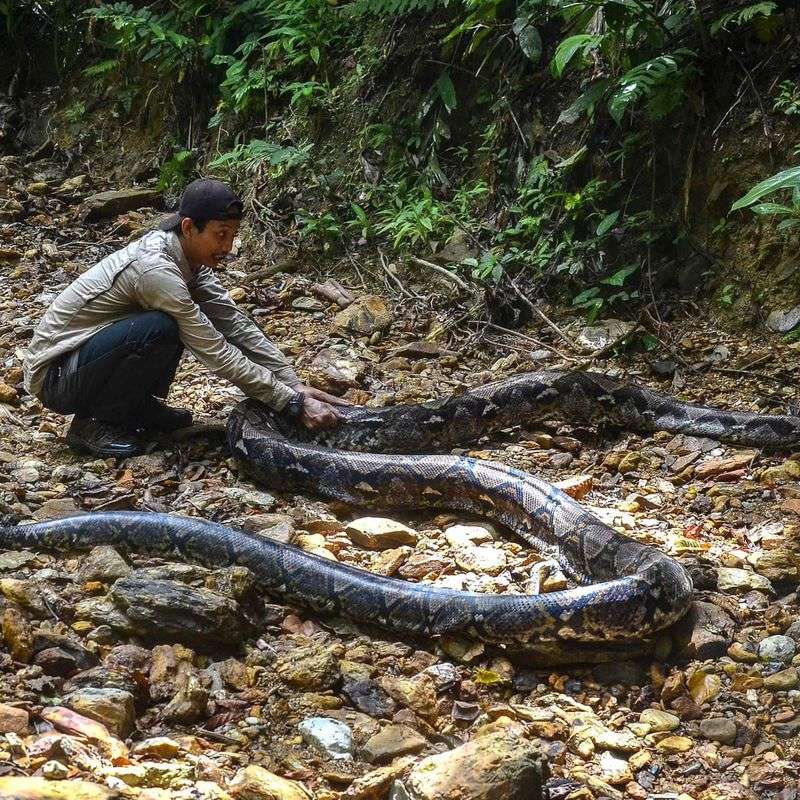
2, 371, 797, 652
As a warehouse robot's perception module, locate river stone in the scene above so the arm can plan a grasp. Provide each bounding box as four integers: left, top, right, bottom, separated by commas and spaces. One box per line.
342, 678, 397, 718
77, 545, 131, 583
32, 497, 80, 520
0, 702, 29, 734
229, 765, 312, 800
298, 716, 355, 760
82, 188, 162, 221
110, 575, 248, 647
362, 723, 428, 763
699, 717, 737, 745
404, 727, 547, 800
275, 642, 343, 690
0, 550, 37, 570
380, 673, 437, 716
766, 305, 800, 333
0, 777, 116, 799
639, 709, 680, 732
764, 667, 798, 691
445, 524, 495, 547
346, 517, 418, 549
758, 635, 796, 664
334, 295, 393, 335
65, 687, 136, 738
716, 567, 774, 595
453, 544, 507, 575
576, 319, 636, 352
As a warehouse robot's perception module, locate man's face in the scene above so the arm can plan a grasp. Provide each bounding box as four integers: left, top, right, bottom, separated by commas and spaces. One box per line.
181, 218, 240, 268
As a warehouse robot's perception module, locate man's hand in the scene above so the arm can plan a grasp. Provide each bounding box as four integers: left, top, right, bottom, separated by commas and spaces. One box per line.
295, 383, 353, 408
300, 395, 341, 430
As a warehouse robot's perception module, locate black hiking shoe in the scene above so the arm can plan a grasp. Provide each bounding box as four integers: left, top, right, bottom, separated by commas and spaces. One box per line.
66, 417, 144, 458
138, 397, 193, 431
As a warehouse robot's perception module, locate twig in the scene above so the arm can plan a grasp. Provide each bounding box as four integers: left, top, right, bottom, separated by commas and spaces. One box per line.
509, 281, 580, 352
410, 257, 471, 292
485, 323, 580, 363
379, 250, 418, 299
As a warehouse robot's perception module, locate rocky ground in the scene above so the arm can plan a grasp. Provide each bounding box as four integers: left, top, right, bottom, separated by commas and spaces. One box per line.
1, 151, 800, 800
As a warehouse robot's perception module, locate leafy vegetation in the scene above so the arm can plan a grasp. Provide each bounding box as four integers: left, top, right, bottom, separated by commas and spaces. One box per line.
12, 0, 798, 318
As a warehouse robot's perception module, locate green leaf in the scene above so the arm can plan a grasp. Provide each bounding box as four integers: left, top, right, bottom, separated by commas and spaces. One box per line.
596, 210, 620, 236
310, 46, 321, 64
640, 333, 659, 351
552, 34, 599, 77
600, 264, 639, 286
436, 72, 457, 113
512, 16, 541, 64
750, 202, 795, 216
731, 166, 800, 211
572, 286, 601, 305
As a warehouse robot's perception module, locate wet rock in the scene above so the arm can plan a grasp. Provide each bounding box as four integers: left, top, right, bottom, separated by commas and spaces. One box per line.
346, 517, 418, 549
758, 635, 796, 664
76, 546, 131, 583
699, 717, 737, 745
0, 702, 28, 734
65, 687, 136, 738
342, 678, 397, 718
82, 188, 162, 221
672, 601, 736, 660
362, 723, 427, 763
228, 765, 313, 800
309, 347, 366, 393
298, 716, 355, 760
111, 575, 248, 647
275, 641, 343, 690
334, 295, 393, 335
404, 726, 547, 800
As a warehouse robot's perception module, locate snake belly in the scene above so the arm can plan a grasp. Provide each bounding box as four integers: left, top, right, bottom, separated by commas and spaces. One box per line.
7, 368, 787, 647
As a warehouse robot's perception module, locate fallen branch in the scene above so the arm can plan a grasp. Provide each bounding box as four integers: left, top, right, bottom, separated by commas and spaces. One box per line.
410, 256, 471, 292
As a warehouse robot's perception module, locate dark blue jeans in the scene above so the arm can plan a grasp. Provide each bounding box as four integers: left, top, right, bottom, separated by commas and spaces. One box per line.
42, 311, 183, 425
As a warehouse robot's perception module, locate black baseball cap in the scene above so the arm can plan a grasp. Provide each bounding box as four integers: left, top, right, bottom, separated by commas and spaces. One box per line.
159, 178, 244, 230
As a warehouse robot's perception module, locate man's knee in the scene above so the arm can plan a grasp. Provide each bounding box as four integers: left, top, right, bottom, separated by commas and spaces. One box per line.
140, 311, 179, 345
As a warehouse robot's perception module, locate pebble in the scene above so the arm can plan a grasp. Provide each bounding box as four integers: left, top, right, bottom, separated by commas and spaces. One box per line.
362, 724, 428, 763
758, 635, 796, 664
716, 567, 774, 594
699, 717, 738, 745
298, 716, 355, 760
346, 517, 418, 549
639, 709, 680, 732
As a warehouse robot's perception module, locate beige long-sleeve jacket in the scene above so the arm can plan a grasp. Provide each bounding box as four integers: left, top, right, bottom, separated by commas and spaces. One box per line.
23, 230, 301, 409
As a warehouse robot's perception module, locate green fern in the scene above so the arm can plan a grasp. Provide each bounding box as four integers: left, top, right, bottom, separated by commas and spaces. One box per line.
348, 0, 450, 18
710, 2, 777, 36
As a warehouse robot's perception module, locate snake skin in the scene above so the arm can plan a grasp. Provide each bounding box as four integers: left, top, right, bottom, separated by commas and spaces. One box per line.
4, 370, 791, 647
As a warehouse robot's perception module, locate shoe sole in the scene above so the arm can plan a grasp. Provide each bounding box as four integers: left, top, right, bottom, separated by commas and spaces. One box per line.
65, 433, 144, 459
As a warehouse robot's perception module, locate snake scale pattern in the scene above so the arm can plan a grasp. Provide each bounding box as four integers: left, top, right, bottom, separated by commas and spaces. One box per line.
3, 371, 797, 648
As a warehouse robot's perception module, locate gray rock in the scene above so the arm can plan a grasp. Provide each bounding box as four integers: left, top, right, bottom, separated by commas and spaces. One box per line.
111, 575, 248, 647
758, 635, 796, 664
699, 717, 737, 745
342, 678, 397, 718
32, 632, 97, 673
766, 305, 800, 333
0, 551, 37, 570
576, 319, 636, 353
82, 188, 162, 221
405, 726, 547, 800
362, 724, 428, 763
785, 620, 800, 643
298, 716, 355, 760
76, 546, 131, 583
672, 601, 736, 660
63, 666, 141, 699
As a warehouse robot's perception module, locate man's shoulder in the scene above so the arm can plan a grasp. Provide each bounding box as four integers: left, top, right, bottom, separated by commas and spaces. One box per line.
134, 231, 186, 278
